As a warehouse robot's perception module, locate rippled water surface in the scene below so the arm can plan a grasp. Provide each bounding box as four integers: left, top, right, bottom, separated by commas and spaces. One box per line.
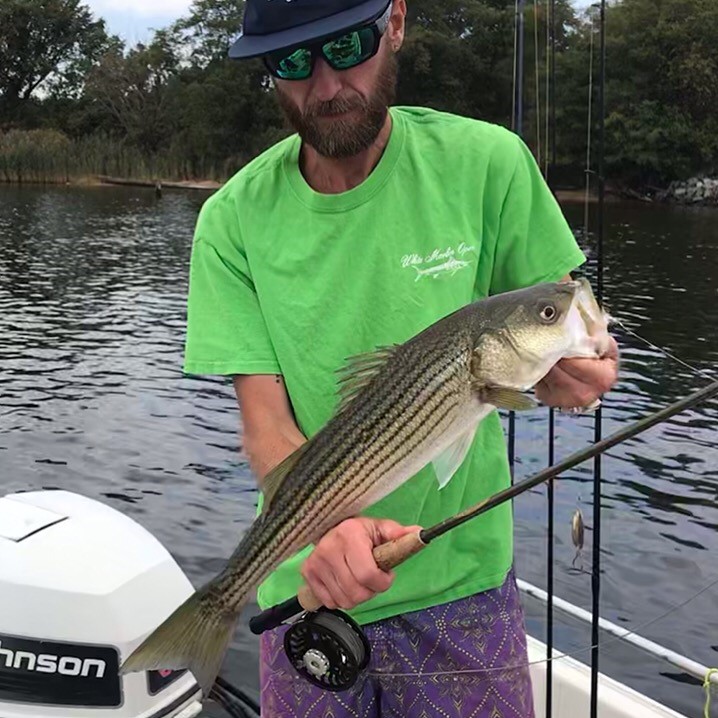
1, 185, 716, 716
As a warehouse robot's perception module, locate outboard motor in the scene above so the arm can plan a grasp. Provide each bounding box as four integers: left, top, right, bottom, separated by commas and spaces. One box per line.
0, 490, 203, 718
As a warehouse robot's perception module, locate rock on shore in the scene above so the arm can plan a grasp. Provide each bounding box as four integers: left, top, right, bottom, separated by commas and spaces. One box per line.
659, 177, 718, 205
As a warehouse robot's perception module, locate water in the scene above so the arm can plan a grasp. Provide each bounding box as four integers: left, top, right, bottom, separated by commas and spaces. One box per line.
1, 184, 716, 716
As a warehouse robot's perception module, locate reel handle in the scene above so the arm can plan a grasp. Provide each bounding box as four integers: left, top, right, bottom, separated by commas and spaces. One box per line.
297, 530, 427, 613
249, 530, 427, 634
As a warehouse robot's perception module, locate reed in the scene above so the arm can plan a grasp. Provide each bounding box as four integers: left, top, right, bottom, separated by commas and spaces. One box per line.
0, 129, 72, 184
0, 129, 230, 184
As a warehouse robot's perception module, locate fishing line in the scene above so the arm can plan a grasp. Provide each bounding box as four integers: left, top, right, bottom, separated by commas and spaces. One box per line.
216, 676, 261, 714
211, 684, 251, 718
544, 0, 551, 178
608, 314, 716, 383
368, 572, 718, 679
509, 0, 527, 481
209, 676, 261, 718
533, 0, 542, 169
544, 3, 557, 712
583, 11, 595, 239
591, 4, 607, 711
511, 0, 519, 132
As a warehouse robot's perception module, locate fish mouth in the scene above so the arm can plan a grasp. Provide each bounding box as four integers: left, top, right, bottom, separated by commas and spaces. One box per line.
565, 278, 612, 356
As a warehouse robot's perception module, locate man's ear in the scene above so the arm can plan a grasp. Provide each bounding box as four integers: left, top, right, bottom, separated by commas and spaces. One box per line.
387, 0, 407, 52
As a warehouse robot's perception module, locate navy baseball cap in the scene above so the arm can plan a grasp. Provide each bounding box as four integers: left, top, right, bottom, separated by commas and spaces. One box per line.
229, 0, 392, 59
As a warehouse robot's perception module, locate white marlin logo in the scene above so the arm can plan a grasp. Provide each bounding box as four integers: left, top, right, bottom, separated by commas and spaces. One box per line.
402, 242, 477, 282
413, 258, 471, 282
0, 640, 107, 678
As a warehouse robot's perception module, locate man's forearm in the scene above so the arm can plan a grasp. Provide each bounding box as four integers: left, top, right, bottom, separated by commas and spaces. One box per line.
245, 421, 306, 484
233, 374, 307, 486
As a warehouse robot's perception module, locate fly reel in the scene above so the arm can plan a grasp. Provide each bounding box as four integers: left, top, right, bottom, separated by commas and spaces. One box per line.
283, 609, 370, 691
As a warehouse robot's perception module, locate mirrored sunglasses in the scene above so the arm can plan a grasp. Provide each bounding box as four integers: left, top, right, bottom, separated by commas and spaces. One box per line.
264, 2, 392, 81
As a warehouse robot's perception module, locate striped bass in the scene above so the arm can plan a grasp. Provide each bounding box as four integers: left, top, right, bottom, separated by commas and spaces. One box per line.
120, 278, 611, 695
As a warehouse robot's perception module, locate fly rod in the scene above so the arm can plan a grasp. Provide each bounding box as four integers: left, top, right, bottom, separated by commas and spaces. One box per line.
249, 377, 718, 635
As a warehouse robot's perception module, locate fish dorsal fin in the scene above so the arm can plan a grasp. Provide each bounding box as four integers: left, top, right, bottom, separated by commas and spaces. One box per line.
261, 441, 311, 514
432, 427, 477, 489
335, 344, 400, 413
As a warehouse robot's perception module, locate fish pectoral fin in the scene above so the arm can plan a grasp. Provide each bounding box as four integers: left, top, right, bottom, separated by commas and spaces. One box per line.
261, 441, 312, 513
335, 344, 401, 413
432, 427, 477, 490
481, 387, 537, 411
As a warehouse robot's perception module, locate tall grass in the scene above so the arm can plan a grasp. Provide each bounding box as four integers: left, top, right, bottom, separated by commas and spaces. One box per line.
0, 129, 230, 184
0, 130, 72, 184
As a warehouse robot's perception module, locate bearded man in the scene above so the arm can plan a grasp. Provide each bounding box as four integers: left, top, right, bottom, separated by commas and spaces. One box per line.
183, 1, 619, 715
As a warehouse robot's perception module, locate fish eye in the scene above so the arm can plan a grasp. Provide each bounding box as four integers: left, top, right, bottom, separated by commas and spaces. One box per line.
539, 304, 558, 323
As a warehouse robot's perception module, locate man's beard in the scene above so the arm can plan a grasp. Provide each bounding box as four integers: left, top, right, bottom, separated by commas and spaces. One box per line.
275, 51, 398, 159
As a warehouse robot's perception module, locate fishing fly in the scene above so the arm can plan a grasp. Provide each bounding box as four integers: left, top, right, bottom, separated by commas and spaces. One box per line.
571, 506, 586, 571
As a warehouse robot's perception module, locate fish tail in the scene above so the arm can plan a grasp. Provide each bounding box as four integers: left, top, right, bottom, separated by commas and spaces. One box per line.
120, 583, 242, 698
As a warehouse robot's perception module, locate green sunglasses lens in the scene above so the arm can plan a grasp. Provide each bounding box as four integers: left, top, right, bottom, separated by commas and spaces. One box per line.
323, 27, 376, 69
269, 47, 312, 80
267, 25, 378, 80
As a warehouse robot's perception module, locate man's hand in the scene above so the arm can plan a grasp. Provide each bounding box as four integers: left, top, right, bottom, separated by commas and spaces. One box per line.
301, 517, 421, 611
536, 335, 619, 409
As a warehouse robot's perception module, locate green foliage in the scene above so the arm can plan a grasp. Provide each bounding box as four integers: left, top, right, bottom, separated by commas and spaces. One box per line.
85, 34, 183, 157
169, 59, 286, 179
556, 0, 718, 185
1, 0, 715, 188
0, 0, 113, 120
397, 0, 515, 126
0, 128, 224, 184
171, 0, 246, 66
0, 129, 71, 182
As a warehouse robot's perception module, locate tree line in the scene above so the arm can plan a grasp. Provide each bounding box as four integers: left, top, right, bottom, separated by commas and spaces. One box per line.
0, 0, 715, 189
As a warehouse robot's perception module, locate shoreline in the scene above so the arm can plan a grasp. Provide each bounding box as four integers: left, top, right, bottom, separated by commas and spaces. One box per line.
0, 176, 223, 191
2, 178, 715, 207
0, 178, 615, 199
96, 176, 223, 191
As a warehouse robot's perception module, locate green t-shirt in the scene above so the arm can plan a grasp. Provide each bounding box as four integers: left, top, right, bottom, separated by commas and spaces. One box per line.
183, 106, 585, 625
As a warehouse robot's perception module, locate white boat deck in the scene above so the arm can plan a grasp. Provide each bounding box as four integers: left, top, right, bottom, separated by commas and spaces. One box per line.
527, 636, 688, 717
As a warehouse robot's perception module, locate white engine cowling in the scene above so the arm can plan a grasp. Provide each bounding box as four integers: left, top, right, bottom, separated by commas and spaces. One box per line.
0, 490, 203, 718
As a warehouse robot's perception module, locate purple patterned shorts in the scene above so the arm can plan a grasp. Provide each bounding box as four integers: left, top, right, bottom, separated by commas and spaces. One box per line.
260, 569, 536, 717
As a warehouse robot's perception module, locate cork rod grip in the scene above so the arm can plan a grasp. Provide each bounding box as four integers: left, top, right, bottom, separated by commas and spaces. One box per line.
297, 530, 427, 613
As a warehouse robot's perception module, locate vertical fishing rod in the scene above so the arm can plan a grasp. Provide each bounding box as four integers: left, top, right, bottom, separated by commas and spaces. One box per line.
584, 14, 595, 236
533, 0, 542, 169
509, 0, 526, 479
547, 395, 556, 716
546, 3, 557, 715
590, 2, 607, 717
517, 0, 526, 138
511, 0, 518, 133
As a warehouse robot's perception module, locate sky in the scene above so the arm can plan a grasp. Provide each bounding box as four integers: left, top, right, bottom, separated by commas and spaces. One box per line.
84, 0, 194, 45
85, 0, 595, 48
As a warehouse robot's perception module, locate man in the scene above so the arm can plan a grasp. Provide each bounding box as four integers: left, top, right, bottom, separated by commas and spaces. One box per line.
183, 0, 619, 715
